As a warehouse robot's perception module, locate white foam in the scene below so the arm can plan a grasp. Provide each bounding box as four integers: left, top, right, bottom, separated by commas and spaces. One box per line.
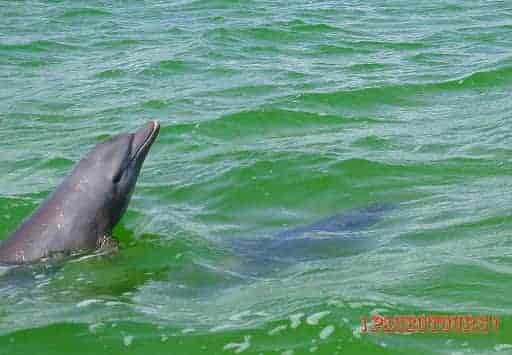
223, 335, 251, 353
210, 324, 233, 332
306, 311, 330, 325
268, 324, 287, 336
88, 323, 104, 334
123, 335, 133, 346
105, 301, 123, 307
76, 299, 102, 307
319, 325, 335, 340
495, 344, 512, 352
229, 310, 251, 321
290, 313, 304, 329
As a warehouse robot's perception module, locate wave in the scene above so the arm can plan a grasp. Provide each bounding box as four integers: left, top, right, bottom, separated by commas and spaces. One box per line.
0, 40, 78, 53
295, 62, 512, 108
94, 68, 128, 79
91, 38, 145, 49
204, 26, 297, 44
140, 59, 196, 76
181, 0, 252, 10
316, 44, 355, 54
58, 8, 112, 18
350, 40, 427, 50
281, 19, 341, 33
167, 108, 375, 140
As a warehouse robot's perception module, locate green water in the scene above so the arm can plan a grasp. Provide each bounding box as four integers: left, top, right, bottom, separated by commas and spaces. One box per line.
1, 0, 512, 354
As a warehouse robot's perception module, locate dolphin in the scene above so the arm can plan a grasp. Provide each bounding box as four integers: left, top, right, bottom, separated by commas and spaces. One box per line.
0, 120, 160, 264
221, 202, 396, 276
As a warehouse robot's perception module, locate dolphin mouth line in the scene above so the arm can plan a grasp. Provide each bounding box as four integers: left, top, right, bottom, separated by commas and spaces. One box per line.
131, 120, 160, 162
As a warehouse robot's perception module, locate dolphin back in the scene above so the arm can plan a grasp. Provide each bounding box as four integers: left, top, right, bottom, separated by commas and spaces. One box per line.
226, 202, 397, 265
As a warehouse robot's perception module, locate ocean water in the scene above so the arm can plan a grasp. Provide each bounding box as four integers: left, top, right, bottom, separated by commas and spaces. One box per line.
1, 0, 512, 354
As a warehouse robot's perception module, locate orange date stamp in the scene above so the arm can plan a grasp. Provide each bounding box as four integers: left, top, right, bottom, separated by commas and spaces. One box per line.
361, 314, 499, 334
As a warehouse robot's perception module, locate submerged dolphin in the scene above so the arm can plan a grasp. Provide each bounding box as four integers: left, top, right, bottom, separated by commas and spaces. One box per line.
220, 202, 396, 276
0, 121, 160, 264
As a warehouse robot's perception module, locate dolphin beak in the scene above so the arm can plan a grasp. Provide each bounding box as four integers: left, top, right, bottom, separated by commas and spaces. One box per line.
131, 120, 160, 161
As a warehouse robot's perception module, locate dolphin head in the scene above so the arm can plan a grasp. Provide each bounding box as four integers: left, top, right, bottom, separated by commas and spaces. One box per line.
75, 120, 160, 230
0, 121, 160, 264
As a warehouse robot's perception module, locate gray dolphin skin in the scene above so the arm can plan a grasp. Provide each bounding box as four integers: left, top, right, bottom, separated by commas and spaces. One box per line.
226, 202, 396, 264
0, 120, 160, 264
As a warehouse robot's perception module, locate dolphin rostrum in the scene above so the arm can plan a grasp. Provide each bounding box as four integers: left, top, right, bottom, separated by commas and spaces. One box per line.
0, 120, 160, 264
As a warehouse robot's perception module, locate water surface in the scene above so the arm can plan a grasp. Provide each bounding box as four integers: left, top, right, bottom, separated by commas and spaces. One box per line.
1, 1, 512, 354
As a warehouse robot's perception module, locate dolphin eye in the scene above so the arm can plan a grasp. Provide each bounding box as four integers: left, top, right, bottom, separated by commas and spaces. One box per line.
112, 170, 123, 183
